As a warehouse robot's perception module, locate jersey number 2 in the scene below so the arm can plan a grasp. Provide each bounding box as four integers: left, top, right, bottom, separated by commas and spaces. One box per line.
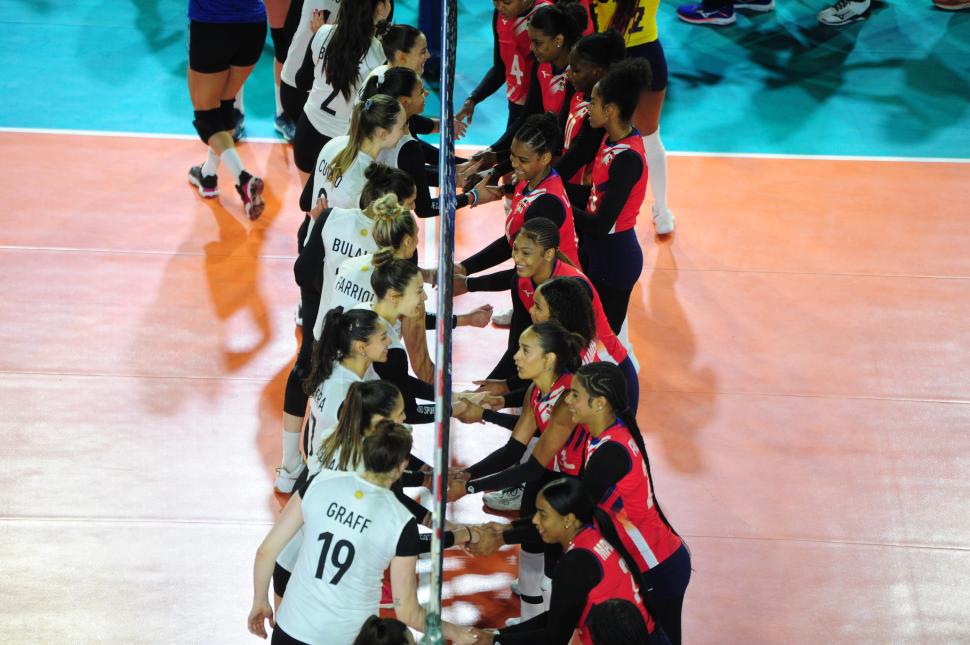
320, 87, 339, 116
315, 531, 356, 584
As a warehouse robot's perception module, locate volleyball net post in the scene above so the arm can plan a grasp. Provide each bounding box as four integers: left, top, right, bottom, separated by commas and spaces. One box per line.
423, 0, 458, 642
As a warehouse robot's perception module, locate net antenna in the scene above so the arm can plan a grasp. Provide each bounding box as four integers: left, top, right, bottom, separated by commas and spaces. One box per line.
423, 0, 458, 642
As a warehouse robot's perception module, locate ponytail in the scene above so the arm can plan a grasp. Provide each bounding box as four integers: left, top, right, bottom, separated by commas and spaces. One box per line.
326, 95, 403, 186
303, 307, 382, 395
319, 380, 401, 472
574, 363, 681, 539
324, 0, 387, 101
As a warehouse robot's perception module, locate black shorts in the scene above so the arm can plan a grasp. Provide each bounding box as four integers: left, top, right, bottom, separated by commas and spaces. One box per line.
272, 562, 292, 598
280, 81, 309, 125
271, 624, 309, 645
625, 39, 668, 92
189, 21, 268, 73
293, 113, 332, 174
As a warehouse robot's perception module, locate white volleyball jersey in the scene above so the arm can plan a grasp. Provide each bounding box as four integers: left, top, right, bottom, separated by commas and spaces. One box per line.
307, 362, 379, 462
329, 253, 378, 314
310, 206, 379, 340
375, 132, 413, 169
280, 0, 340, 88
276, 471, 415, 644
310, 135, 375, 211
303, 26, 385, 138
277, 426, 367, 573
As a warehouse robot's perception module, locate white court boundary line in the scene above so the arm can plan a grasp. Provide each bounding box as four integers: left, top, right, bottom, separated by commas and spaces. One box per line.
2, 126, 970, 164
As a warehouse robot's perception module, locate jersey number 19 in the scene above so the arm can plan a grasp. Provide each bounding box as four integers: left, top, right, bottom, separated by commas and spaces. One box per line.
315, 531, 356, 584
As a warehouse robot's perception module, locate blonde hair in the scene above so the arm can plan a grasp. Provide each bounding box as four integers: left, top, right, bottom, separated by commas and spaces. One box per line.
325, 95, 403, 185
370, 194, 418, 262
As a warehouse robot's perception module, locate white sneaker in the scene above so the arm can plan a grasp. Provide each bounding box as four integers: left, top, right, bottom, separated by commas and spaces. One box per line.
274, 463, 305, 494
484, 485, 524, 511
510, 578, 521, 596
817, 0, 870, 25
505, 616, 524, 627
492, 307, 513, 327
652, 205, 675, 235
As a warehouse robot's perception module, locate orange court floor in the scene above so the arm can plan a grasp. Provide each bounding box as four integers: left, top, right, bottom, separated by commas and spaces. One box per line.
1, 131, 969, 644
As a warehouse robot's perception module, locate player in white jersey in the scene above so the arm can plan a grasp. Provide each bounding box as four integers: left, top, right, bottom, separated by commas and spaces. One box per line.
291, 0, 391, 183
278, 0, 340, 129
274, 381, 486, 603
279, 166, 415, 495
275, 306, 388, 493
303, 95, 408, 212
360, 256, 492, 425
249, 423, 481, 645
364, 68, 459, 220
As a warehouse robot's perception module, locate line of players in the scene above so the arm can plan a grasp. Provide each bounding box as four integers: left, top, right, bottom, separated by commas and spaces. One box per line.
182, 0, 689, 642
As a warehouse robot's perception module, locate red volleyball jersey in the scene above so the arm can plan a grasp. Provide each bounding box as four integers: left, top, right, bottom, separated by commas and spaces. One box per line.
555, 424, 590, 476
585, 420, 682, 571
562, 92, 595, 185
530, 371, 572, 435
536, 62, 569, 115
569, 526, 654, 644
497, 0, 552, 105
587, 129, 648, 233
506, 170, 579, 265
517, 260, 628, 364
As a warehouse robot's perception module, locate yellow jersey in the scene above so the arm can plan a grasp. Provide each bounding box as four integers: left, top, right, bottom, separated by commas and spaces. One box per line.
593, 0, 660, 46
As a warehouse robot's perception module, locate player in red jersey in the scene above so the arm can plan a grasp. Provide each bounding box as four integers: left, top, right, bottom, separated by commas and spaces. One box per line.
556, 30, 625, 196
571, 59, 651, 345
568, 362, 691, 645
458, 1, 588, 177
456, 0, 553, 135
449, 321, 586, 623
474, 477, 670, 644
461, 217, 639, 412
459, 113, 579, 279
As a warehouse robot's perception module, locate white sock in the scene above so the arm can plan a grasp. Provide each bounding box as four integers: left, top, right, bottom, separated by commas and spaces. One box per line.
518, 550, 545, 619
234, 87, 244, 112
282, 431, 303, 471
220, 148, 245, 182
274, 82, 284, 117
541, 574, 553, 611
618, 317, 641, 373
201, 148, 219, 177
642, 130, 670, 212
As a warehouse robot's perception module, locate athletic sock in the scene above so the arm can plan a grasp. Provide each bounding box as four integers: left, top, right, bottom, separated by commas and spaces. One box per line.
201, 148, 219, 177
220, 148, 245, 182
518, 550, 545, 619
642, 130, 670, 212
282, 430, 303, 472
234, 88, 244, 112
618, 317, 641, 373
274, 82, 284, 117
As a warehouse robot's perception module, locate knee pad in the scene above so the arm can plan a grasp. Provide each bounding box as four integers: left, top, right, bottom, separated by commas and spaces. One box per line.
192, 108, 224, 143
270, 27, 287, 63
219, 99, 236, 131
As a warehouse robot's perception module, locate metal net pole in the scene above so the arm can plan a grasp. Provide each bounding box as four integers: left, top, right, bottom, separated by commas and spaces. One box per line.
423, 0, 458, 642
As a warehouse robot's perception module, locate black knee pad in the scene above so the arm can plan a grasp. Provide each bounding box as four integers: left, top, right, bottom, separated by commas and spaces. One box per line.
219, 99, 236, 131
270, 27, 288, 63
192, 108, 224, 143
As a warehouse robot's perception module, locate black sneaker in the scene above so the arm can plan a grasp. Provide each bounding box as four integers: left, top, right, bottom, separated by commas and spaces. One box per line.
187, 165, 219, 198
236, 171, 265, 220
